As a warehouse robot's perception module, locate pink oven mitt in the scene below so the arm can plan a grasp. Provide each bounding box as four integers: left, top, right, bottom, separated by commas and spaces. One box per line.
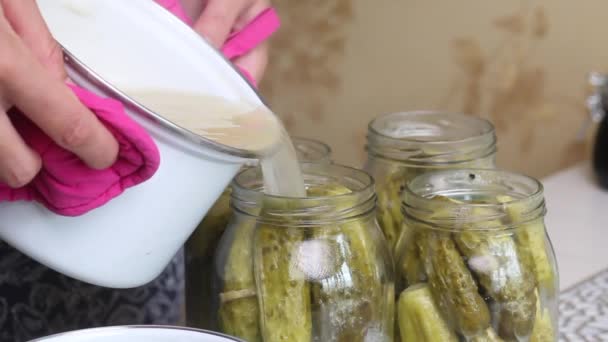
0, 1, 280, 217
0, 85, 161, 216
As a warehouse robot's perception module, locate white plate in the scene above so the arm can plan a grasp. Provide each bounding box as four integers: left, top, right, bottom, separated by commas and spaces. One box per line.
30, 326, 244, 342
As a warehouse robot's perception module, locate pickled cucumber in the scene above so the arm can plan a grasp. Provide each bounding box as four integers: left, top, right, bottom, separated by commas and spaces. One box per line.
424, 231, 492, 337
254, 200, 312, 342
454, 207, 537, 339
530, 302, 555, 342
396, 195, 453, 289
218, 217, 261, 342
397, 283, 458, 342
397, 229, 427, 289
309, 184, 390, 342
469, 328, 505, 342
377, 168, 425, 252
497, 195, 557, 295
377, 177, 402, 251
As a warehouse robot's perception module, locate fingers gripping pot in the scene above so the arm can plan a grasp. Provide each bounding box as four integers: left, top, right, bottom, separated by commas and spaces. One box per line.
185, 138, 332, 329
208, 163, 395, 342
364, 111, 497, 252
0, 0, 275, 287
395, 169, 559, 342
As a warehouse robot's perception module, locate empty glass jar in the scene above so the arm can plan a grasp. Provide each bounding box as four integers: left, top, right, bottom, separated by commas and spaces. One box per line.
364, 111, 497, 252
207, 163, 394, 341
395, 169, 559, 342
185, 138, 332, 328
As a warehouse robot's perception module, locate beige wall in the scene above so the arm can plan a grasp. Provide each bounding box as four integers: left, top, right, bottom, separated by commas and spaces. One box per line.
259, 0, 606, 178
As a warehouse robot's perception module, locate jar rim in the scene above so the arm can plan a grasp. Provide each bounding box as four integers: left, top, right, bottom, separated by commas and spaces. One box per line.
369, 111, 495, 143
402, 168, 546, 230
292, 136, 332, 163
231, 162, 376, 225
367, 111, 496, 165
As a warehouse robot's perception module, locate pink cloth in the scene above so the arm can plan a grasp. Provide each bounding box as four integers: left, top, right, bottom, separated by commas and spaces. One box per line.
0, 0, 280, 216
0, 85, 160, 216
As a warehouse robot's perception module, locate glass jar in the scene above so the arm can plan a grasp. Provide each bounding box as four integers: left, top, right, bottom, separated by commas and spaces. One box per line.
208, 163, 394, 341
395, 169, 559, 342
185, 138, 332, 328
364, 111, 497, 252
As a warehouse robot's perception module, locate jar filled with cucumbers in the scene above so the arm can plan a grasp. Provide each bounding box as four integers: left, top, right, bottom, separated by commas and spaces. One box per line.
185, 138, 332, 328
364, 111, 497, 252
395, 169, 559, 342
209, 163, 394, 341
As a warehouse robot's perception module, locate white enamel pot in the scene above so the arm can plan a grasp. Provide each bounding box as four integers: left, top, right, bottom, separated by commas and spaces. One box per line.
0, 0, 265, 288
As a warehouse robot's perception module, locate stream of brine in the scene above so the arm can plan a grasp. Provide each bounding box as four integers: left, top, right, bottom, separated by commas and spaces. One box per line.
122, 89, 307, 197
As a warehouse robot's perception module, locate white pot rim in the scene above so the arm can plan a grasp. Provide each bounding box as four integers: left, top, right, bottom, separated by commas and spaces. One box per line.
28, 325, 245, 342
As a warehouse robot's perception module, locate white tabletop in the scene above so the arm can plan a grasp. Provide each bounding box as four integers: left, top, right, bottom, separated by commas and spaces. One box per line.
543, 162, 608, 290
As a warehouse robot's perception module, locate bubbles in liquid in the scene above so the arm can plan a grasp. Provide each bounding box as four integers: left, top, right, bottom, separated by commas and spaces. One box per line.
291, 240, 340, 281
124, 89, 306, 197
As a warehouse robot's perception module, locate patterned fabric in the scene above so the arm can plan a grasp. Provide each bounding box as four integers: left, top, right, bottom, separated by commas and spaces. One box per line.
0, 241, 184, 342
559, 269, 608, 341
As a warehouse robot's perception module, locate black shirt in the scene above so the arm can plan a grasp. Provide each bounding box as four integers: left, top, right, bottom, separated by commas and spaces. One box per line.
0, 242, 184, 342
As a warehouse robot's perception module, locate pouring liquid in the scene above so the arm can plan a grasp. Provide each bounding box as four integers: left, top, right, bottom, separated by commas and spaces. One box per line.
124, 89, 306, 197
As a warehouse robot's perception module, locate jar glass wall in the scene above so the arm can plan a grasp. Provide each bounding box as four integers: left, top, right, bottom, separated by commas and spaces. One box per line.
364, 111, 497, 252
185, 138, 332, 329
209, 163, 394, 341
395, 169, 559, 342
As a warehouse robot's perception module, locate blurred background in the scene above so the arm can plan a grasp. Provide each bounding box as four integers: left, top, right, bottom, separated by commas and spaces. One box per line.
259, 0, 606, 178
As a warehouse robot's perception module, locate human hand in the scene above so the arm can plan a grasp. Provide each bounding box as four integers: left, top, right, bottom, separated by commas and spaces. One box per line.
189, 0, 272, 82
0, 0, 119, 188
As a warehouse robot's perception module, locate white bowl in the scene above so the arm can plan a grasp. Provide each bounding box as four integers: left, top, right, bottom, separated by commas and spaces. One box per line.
30, 326, 244, 342
0, 0, 264, 288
